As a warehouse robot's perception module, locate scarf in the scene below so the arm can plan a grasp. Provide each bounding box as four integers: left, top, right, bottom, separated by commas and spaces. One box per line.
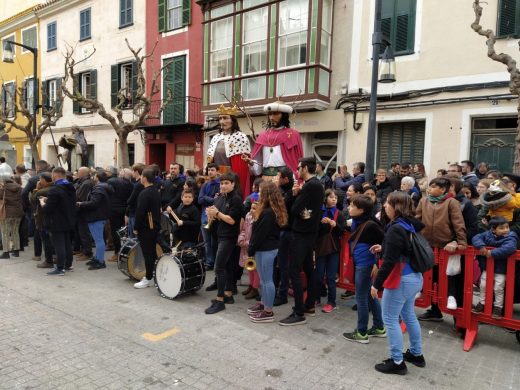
54, 178, 69, 185
427, 193, 452, 204
351, 215, 370, 232
321, 205, 337, 219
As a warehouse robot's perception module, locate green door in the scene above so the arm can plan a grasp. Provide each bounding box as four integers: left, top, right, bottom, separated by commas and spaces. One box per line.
163, 56, 186, 125
470, 131, 516, 172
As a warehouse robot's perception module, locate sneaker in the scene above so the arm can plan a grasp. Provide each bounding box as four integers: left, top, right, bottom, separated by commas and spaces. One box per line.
341, 291, 355, 300
205, 281, 217, 291
374, 358, 408, 375
472, 302, 484, 314
32, 256, 41, 261
85, 259, 96, 266
247, 303, 265, 314
418, 310, 443, 322
0, 252, 10, 259
64, 266, 74, 272
343, 330, 369, 344
492, 306, 503, 319
322, 303, 337, 313
134, 278, 153, 289
367, 326, 387, 338
279, 312, 306, 326
211, 295, 234, 304
88, 261, 107, 270
447, 296, 457, 310
250, 310, 274, 323
10, 250, 19, 257
273, 296, 288, 307
37, 261, 54, 269
47, 268, 65, 276
303, 308, 316, 317
403, 349, 426, 367
205, 300, 225, 314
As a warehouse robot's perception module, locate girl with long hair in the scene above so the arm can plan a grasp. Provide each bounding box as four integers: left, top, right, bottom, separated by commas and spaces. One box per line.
247, 181, 288, 322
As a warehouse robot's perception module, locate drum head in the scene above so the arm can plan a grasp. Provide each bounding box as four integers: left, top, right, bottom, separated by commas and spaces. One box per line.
154, 255, 182, 299
128, 245, 146, 281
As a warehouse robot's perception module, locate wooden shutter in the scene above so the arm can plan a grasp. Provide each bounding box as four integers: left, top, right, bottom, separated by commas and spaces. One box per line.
380, 0, 393, 55
158, 0, 166, 32
498, 0, 518, 37
90, 69, 97, 101
182, 0, 191, 26
42, 80, 48, 113
131, 61, 138, 105
377, 121, 425, 169
55, 78, 63, 113
111, 64, 119, 108
73, 75, 80, 114
163, 56, 186, 124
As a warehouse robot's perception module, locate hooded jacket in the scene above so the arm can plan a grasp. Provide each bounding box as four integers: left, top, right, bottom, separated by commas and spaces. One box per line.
472, 230, 517, 274
43, 180, 77, 231
107, 177, 134, 216
77, 182, 114, 223
0, 180, 24, 220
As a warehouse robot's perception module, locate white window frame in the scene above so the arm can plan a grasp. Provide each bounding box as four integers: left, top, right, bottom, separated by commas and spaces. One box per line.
24, 77, 35, 115
2, 34, 16, 60
277, 70, 306, 96
167, 0, 183, 31
210, 16, 233, 80
81, 72, 92, 114
120, 63, 133, 108
278, 0, 309, 69
23, 145, 32, 169
47, 79, 57, 109
242, 7, 268, 75
209, 81, 232, 104
241, 76, 266, 101
320, 0, 332, 67
21, 25, 37, 53
2, 81, 16, 118
47, 21, 57, 51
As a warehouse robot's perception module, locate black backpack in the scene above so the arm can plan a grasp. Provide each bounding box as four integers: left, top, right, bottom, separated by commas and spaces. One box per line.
409, 232, 435, 273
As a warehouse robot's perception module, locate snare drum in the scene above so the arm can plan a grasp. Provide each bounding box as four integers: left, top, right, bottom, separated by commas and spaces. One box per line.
154, 247, 206, 299
118, 239, 164, 281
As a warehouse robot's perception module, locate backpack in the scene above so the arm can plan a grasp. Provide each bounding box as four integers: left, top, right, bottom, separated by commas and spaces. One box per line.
409, 231, 435, 273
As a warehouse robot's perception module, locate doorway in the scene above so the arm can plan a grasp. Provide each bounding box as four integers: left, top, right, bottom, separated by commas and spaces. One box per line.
149, 143, 166, 171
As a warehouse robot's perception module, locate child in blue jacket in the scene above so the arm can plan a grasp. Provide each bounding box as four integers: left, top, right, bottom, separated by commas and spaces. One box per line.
472, 216, 517, 318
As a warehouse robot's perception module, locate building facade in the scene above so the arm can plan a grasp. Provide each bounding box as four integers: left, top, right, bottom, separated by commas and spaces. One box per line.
37, 0, 146, 168
341, 0, 520, 177
0, 6, 42, 167
142, 0, 205, 172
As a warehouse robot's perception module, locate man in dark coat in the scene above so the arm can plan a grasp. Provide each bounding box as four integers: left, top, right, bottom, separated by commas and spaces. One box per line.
161, 163, 186, 209
74, 166, 94, 260
41, 167, 77, 276
107, 169, 134, 261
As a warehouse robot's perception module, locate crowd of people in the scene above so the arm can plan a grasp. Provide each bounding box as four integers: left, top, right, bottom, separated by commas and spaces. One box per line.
0, 100, 517, 375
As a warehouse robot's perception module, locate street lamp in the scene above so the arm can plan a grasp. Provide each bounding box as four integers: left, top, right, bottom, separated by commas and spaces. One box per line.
364, 0, 396, 182
2, 40, 39, 143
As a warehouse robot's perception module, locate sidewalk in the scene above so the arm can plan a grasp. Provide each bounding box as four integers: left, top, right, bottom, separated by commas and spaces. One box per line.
1, 246, 519, 389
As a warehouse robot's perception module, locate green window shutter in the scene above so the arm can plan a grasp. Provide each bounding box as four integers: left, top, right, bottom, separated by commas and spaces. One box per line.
111, 64, 119, 108
497, 0, 518, 37
395, 13, 410, 52
41, 80, 48, 113
163, 56, 186, 124
380, 0, 415, 56
56, 78, 63, 113
182, 0, 191, 26
131, 61, 138, 105
158, 0, 166, 32
90, 70, 97, 101
73, 75, 80, 114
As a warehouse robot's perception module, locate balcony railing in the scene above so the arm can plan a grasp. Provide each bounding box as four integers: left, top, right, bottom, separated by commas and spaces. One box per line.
136, 96, 204, 127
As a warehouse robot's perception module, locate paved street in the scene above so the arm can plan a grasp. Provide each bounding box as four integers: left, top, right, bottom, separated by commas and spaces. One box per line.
1, 245, 520, 390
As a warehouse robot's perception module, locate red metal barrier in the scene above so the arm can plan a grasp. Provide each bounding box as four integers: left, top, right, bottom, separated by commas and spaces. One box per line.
337, 234, 520, 351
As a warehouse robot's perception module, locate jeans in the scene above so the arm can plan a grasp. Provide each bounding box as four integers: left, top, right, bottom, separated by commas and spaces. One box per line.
274, 230, 291, 299
128, 216, 136, 238
49, 230, 72, 270
382, 272, 423, 362
289, 231, 317, 316
88, 220, 106, 263
214, 238, 237, 298
315, 252, 339, 306
256, 249, 278, 309
355, 264, 383, 334
201, 226, 216, 266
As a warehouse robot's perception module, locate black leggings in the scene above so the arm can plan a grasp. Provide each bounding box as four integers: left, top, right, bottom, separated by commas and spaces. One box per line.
214, 238, 237, 298
139, 230, 159, 280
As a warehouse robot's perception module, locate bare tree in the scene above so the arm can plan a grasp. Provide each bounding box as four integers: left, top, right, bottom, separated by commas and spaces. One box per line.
471, 0, 520, 173
0, 78, 64, 162
62, 39, 172, 167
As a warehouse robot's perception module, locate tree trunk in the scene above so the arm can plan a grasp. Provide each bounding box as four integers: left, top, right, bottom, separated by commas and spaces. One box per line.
29, 141, 40, 164
118, 134, 130, 168
514, 98, 520, 175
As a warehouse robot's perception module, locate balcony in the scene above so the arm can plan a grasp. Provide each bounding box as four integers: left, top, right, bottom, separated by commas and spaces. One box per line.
137, 96, 204, 128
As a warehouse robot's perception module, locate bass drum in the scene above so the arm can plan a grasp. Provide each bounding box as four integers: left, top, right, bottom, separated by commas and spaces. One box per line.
118, 239, 164, 281
154, 247, 205, 299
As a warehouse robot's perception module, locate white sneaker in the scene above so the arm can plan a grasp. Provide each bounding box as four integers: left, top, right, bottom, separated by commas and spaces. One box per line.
415, 292, 423, 300
134, 278, 153, 289
447, 296, 457, 310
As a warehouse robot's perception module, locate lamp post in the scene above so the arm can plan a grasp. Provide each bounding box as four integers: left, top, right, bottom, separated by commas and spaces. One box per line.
364, 0, 396, 182
3, 40, 39, 165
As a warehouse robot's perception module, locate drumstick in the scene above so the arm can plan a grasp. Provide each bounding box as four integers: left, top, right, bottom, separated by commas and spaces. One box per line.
168, 209, 182, 224
147, 212, 154, 229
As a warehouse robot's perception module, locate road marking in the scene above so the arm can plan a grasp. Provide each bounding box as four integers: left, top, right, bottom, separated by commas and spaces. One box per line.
141, 327, 180, 342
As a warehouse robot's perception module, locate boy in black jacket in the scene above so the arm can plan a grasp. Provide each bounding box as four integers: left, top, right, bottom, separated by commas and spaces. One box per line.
280, 157, 325, 326
172, 189, 201, 247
